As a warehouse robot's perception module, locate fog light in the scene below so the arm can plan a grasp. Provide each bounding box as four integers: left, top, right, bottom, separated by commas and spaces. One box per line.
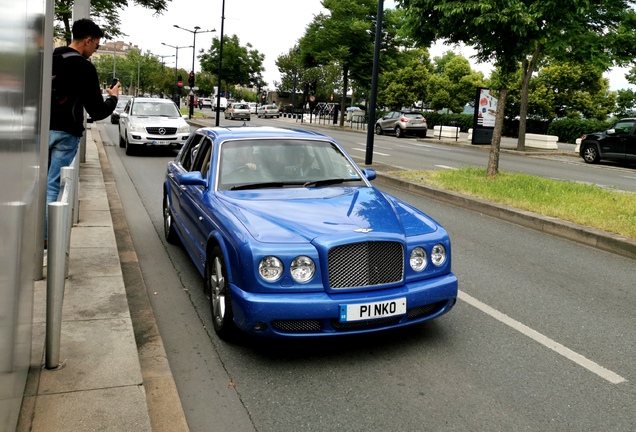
253, 322, 267, 332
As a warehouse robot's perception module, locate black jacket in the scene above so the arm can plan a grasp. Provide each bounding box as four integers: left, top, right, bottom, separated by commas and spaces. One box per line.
50, 46, 117, 136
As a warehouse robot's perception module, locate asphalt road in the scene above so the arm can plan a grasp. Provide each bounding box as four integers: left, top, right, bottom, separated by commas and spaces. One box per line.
99, 117, 635, 431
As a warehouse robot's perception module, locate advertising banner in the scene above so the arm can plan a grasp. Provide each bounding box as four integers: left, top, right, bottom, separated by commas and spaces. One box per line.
472, 88, 497, 144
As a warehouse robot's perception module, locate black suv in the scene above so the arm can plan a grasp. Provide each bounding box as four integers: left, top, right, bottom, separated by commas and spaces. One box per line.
579, 118, 636, 164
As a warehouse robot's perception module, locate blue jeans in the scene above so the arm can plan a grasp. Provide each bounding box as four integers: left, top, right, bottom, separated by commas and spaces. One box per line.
46, 130, 81, 240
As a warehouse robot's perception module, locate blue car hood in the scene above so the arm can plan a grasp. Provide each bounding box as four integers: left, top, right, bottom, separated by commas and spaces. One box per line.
217, 187, 438, 243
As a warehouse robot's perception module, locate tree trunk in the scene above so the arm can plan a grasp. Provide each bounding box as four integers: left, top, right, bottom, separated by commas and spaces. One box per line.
340, 65, 348, 127
517, 44, 543, 151
486, 87, 508, 177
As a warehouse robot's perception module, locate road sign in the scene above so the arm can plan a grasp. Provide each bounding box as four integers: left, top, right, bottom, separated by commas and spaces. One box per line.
309, 95, 316, 102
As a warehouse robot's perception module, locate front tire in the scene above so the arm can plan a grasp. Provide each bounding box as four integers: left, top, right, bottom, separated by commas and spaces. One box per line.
582, 144, 600, 164
163, 194, 179, 245
375, 124, 383, 135
206, 246, 238, 341
125, 135, 135, 155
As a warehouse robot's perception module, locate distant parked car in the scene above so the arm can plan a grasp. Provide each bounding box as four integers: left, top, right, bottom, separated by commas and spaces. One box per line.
257, 104, 280, 118
224, 102, 251, 121
248, 102, 258, 114
375, 110, 428, 138
162, 126, 458, 339
118, 97, 190, 155
579, 118, 636, 165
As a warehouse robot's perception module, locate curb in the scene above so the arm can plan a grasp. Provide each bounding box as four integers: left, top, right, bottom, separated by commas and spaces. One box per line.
374, 172, 636, 261
94, 129, 190, 432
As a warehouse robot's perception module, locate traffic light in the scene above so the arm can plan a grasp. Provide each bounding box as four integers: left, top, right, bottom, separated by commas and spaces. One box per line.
309, 80, 317, 95
188, 71, 195, 87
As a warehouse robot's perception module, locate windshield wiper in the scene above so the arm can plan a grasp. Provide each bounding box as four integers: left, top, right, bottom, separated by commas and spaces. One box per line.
303, 178, 361, 187
230, 182, 286, 190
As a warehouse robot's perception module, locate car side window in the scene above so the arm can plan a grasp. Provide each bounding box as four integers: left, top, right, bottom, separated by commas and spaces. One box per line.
179, 134, 205, 171
614, 120, 635, 135
193, 138, 214, 179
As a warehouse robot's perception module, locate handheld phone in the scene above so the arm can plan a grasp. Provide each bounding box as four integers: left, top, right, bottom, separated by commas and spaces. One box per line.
110, 78, 119, 89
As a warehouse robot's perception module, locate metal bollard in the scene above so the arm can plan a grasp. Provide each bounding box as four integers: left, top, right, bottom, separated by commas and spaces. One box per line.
45, 201, 69, 369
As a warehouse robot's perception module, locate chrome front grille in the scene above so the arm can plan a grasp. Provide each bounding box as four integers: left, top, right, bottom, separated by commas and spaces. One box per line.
328, 241, 404, 289
146, 127, 177, 135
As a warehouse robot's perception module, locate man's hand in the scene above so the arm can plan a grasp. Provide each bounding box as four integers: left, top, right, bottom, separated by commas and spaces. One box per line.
107, 82, 121, 98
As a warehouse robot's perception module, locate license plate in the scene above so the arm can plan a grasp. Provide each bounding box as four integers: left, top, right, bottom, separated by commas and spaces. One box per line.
152, 140, 170, 145
340, 298, 406, 322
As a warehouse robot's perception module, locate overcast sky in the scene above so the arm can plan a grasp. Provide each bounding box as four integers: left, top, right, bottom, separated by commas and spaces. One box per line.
117, 0, 633, 91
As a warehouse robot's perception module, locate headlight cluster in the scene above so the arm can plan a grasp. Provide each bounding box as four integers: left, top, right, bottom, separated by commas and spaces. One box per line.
258, 255, 315, 283
129, 122, 145, 132
409, 244, 447, 271
178, 123, 190, 133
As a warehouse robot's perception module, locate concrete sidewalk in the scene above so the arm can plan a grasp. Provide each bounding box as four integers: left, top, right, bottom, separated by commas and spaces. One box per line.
18, 126, 188, 431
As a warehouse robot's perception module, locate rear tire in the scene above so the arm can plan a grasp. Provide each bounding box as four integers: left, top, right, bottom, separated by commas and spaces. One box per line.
395, 127, 403, 138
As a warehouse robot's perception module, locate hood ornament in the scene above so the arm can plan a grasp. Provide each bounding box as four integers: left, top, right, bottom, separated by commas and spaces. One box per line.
354, 228, 373, 233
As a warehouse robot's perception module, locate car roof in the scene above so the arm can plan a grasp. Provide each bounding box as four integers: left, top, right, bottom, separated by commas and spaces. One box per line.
131, 97, 175, 104
195, 126, 331, 142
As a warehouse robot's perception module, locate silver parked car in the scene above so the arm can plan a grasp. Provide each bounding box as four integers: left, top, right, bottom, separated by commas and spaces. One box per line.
224, 102, 251, 121
257, 104, 280, 118
118, 97, 190, 155
375, 110, 428, 138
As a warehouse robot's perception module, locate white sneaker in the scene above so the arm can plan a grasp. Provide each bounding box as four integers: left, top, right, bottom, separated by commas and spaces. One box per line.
43, 250, 47, 267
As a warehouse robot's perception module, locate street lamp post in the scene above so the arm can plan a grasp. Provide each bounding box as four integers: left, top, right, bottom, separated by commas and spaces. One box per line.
162, 43, 193, 107
157, 54, 175, 71
215, 0, 226, 126
173, 24, 216, 119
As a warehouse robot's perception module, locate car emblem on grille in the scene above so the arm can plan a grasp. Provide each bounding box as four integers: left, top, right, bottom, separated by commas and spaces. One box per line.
354, 228, 373, 233
159, 127, 166, 135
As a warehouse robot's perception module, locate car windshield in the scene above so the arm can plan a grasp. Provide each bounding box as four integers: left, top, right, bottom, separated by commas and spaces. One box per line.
217, 139, 363, 191
132, 101, 180, 117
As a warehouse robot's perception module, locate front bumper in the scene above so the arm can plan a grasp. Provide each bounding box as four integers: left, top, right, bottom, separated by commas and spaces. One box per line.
127, 132, 189, 147
230, 273, 458, 337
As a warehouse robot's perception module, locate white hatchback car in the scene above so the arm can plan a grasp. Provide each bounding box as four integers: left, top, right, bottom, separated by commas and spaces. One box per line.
118, 97, 190, 155
256, 104, 280, 118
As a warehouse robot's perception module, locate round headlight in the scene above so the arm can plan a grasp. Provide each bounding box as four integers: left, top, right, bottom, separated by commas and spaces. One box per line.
409, 247, 427, 272
290, 256, 315, 283
431, 244, 447, 266
258, 256, 283, 281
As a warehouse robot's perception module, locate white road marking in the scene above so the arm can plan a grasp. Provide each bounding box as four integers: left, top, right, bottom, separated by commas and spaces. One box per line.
351, 147, 390, 156
458, 290, 627, 384
434, 165, 457, 170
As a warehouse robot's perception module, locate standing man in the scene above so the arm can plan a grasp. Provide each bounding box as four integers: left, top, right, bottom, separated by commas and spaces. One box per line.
46, 18, 119, 247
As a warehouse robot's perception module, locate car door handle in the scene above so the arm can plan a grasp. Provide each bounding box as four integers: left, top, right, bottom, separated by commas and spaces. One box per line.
198, 216, 203, 221
179, 185, 186, 191
168, 173, 174, 178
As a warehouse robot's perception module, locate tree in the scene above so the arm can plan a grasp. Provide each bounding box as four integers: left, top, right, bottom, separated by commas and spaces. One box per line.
427, 52, 486, 113
398, 0, 636, 176
299, 0, 379, 126
199, 35, 265, 95
55, 0, 170, 44
378, 58, 430, 110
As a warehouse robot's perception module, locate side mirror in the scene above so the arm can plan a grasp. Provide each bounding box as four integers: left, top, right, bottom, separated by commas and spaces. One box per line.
362, 168, 376, 181
178, 171, 208, 188
119, 112, 128, 119
606, 128, 616, 135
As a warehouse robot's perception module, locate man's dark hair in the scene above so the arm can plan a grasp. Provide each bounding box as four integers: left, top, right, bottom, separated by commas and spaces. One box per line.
71, 18, 103, 40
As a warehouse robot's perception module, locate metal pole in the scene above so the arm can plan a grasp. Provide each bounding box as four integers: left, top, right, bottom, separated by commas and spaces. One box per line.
216, 0, 226, 126
45, 201, 69, 369
365, 0, 384, 165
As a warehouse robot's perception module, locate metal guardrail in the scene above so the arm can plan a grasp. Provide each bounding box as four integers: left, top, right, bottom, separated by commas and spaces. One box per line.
45, 155, 79, 369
